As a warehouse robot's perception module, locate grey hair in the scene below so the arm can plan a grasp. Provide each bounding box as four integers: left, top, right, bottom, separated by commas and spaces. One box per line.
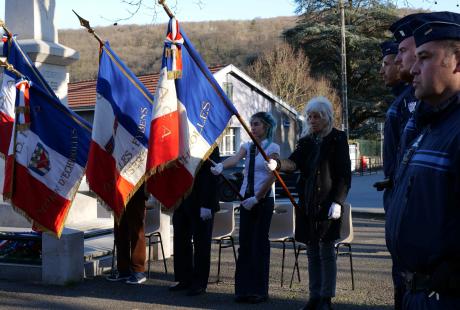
300, 96, 334, 138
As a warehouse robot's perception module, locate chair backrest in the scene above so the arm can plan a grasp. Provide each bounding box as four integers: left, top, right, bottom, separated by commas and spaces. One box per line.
145, 205, 161, 235
269, 201, 295, 240
212, 202, 236, 239
336, 202, 353, 244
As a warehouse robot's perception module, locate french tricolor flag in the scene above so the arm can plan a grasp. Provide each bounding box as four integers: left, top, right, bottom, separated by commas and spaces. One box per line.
86, 42, 153, 219
146, 18, 237, 209
3, 79, 91, 237
0, 71, 16, 157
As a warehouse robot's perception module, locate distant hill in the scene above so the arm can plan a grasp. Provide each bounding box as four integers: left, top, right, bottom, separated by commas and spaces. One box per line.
59, 16, 298, 82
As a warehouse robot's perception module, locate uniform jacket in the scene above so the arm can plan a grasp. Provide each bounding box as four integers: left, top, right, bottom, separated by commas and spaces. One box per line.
386, 93, 460, 275
287, 128, 351, 243
383, 84, 418, 180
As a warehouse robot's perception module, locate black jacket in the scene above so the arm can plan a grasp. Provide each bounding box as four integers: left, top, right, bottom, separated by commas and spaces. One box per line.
289, 128, 351, 242
177, 147, 221, 214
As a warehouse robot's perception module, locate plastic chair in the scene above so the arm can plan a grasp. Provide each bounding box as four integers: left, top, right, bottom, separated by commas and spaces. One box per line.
289, 202, 354, 290
145, 206, 168, 278
212, 201, 237, 283
335, 202, 354, 290
269, 201, 298, 287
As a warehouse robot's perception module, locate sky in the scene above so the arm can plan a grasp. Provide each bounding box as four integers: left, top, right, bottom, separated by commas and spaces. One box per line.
0, 0, 459, 30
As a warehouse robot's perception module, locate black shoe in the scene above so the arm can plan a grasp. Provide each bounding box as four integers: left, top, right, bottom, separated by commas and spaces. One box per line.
300, 297, 320, 310
187, 287, 206, 296
234, 295, 250, 303
169, 282, 191, 291
317, 297, 332, 310
247, 295, 268, 304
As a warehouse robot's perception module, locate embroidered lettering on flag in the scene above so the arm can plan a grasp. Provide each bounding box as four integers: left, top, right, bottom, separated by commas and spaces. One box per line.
146, 18, 237, 209
86, 42, 153, 220
3, 78, 91, 237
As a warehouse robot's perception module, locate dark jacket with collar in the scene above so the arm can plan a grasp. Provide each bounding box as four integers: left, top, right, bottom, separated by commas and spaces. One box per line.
287, 128, 351, 243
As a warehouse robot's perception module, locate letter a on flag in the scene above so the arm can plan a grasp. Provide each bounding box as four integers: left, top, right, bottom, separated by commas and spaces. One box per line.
2, 77, 91, 237
86, 42, 153, 219
146, 18, 237, 209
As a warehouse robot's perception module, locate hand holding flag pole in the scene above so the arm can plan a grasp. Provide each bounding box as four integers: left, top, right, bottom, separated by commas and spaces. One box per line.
208, 159, 244, 201
157, 0, 299, 210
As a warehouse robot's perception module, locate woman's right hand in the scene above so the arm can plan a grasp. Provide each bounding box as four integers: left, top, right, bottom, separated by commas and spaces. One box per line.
264, 159, 278, 171
210, 162, 223, 175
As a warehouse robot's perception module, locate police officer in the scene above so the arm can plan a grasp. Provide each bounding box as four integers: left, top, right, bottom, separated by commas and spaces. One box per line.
375, 14, 423, 190
386, 11, 460, 309
375, 39, 407, 310
169, 147, 220, 296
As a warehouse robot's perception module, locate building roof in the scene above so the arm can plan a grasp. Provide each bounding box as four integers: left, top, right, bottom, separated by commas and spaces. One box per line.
67, 65, 225, 111
67, 64, 299, 118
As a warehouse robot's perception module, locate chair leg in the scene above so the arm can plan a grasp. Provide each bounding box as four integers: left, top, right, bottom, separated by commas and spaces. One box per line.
147, 235, 152, 279
230, 236, 237, 262
292, 239, 300, 282
157, 233, 168, 275
281, 241, 286, 287
290, 244, 301, 288
348, 244, 355, 290
217, 240, 223, 284
111, 239, 117, 276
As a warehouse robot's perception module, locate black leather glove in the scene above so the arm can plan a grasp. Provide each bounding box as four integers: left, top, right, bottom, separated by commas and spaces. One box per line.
373, 179, 393, 191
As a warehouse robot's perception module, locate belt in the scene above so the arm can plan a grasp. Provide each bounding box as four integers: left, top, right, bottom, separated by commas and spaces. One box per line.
402, 271, 431, 292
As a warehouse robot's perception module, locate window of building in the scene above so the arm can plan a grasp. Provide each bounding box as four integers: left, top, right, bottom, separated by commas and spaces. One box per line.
219, 127, 238, 155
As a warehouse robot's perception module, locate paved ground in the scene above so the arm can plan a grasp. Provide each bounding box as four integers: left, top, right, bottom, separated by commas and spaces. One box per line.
0, 172, 393, 309
0, 214, 393, 310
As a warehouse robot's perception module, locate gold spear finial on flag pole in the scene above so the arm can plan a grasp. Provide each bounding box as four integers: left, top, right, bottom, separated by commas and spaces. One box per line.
72, 10, 104, 46
158, 0, 175, 18
0, 57, 24, 78
0, 19, 12, 38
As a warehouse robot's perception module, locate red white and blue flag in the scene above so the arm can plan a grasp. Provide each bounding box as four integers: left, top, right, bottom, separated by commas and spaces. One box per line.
146, 18, 237, 209
2, 78, 91, 237
1, 35, 59, 194
86, 42, 153, 219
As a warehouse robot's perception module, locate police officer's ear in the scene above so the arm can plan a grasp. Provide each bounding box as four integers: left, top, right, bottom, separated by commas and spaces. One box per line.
452, 45, 460, 73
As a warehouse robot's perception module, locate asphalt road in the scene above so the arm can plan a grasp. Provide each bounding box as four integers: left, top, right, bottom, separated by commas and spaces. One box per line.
0, 214, 393, 310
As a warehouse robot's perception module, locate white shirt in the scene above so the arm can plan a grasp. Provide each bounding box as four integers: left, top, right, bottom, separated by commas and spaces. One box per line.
239, 140, 280, 197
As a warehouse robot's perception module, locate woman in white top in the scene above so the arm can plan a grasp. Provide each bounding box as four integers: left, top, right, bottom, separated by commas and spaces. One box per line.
211, 111, 279, 304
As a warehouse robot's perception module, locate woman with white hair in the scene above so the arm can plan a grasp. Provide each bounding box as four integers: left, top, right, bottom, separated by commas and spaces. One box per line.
211, 111, 279, 304
266, 96, 351, 310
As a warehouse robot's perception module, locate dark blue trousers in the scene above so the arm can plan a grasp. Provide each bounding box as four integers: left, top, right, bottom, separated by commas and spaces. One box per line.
173, 208, 214, 289
235, 197, 274, 297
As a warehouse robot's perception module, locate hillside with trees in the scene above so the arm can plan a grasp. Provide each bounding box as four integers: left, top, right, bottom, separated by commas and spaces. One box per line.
59, 16, 297, 82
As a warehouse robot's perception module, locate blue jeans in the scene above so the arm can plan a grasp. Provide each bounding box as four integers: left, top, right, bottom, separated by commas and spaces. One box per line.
307, 241, 337, 298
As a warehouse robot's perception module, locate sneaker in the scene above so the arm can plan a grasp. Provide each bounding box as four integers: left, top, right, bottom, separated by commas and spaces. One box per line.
106, 272, 130, 282
126, 272, 147, 285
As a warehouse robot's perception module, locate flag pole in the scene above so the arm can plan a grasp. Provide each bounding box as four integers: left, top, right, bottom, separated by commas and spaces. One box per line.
157, 0, 299, 209
72, 10, 104, 46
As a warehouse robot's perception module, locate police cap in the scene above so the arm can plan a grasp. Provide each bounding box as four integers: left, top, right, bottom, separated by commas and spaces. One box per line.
380, 40, 399, 57
390, 13, 426, 43
413, 11, 460, 47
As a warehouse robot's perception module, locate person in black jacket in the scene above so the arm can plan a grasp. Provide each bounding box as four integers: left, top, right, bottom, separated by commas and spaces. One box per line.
169, 147, 221, 296
266, 96, 351, 310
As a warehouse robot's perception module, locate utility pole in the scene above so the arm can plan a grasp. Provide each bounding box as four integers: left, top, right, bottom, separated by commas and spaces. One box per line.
339, 0, 349, 139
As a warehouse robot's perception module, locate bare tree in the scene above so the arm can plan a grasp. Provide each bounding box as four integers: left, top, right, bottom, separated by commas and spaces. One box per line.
248, 43, 341, 126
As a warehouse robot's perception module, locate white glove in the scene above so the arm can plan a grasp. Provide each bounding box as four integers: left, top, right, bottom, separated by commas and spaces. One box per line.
200, 208, 212, 221
264, 159, 278, 172
328, 202, 341, 220
210, 162, 223, 175
241, 196, 259, 211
